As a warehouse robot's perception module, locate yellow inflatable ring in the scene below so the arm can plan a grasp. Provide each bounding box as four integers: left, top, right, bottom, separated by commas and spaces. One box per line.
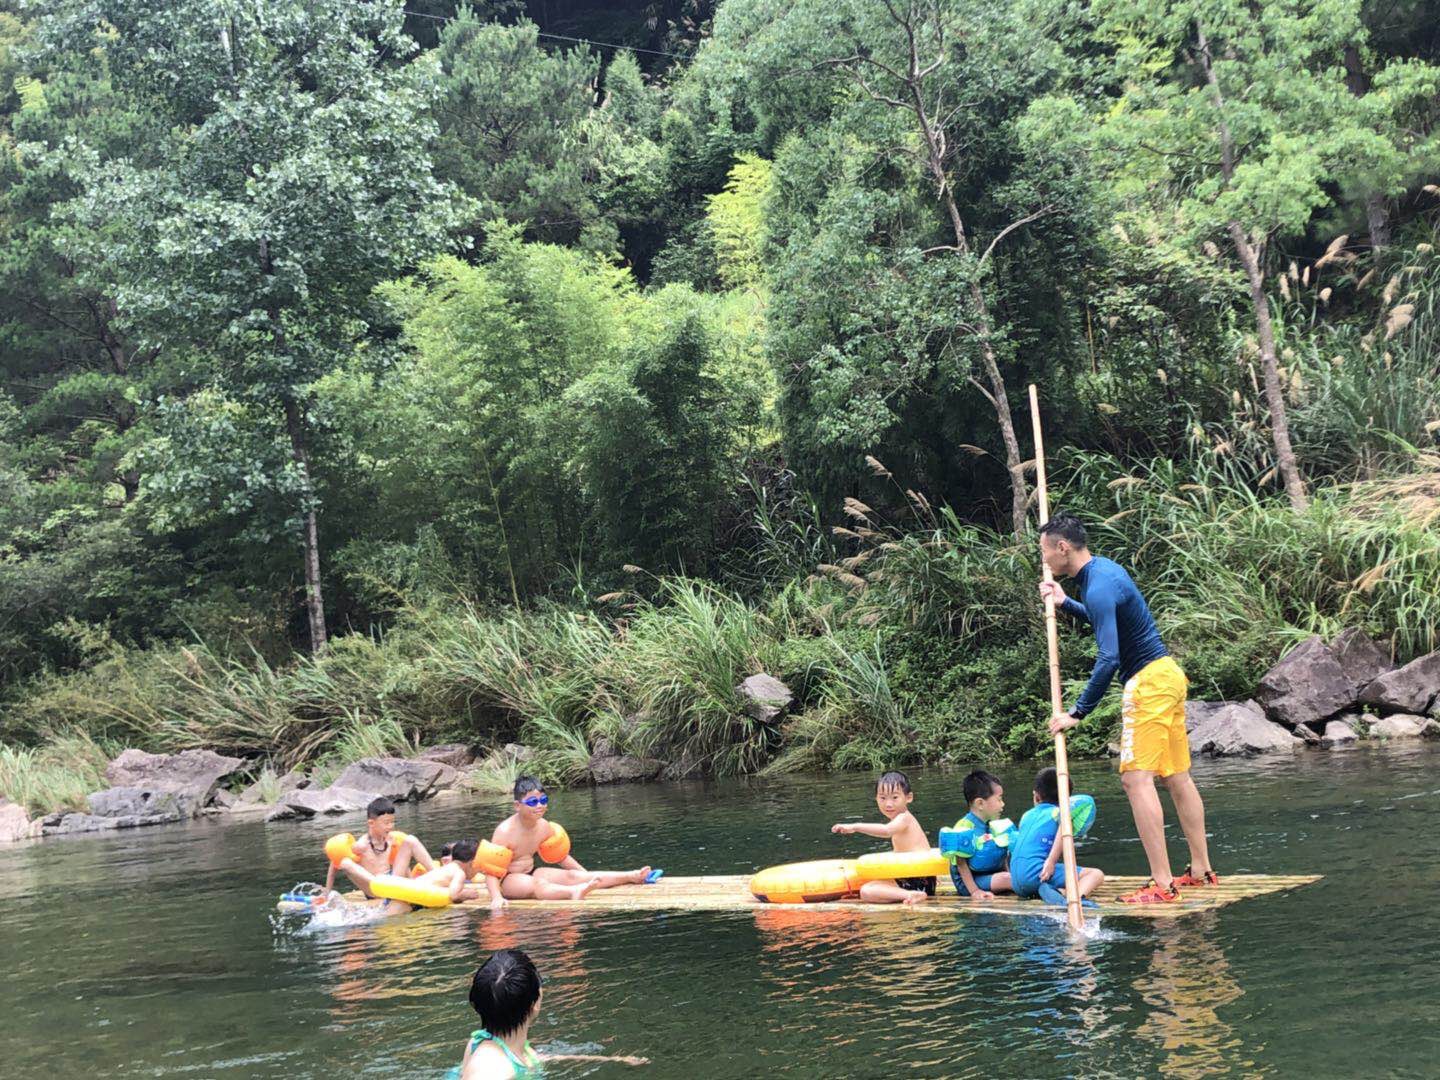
854, 849, 950, 882
371, 875, 451, 909
750, 860, 860, 904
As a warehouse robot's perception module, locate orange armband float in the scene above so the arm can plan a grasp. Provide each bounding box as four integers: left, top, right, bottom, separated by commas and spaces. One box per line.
325, 833, 358, 867
387, 830, 409, 866
538, 821, 571, 863
474, 840, 514, 878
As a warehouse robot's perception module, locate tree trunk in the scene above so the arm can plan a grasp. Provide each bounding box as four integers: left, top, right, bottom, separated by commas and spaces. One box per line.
1228, 222, 1308, 511
284, 395, 329, 654
1342, 45, 1392, 253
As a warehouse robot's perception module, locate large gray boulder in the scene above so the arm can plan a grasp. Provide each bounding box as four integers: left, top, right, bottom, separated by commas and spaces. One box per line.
588, 753, 663, 785
331, 757, 457, 802
105, 748, 244, 798
1358, 651, 1440, 715
0, 800, 40, 843
413, 744, 477, 769
1255, 636, 1355, 727
1320, 719, 1358, 747
736, 673, 794, 725
1367, 714, 1440, 740
1330, 629, 1394, 695
87, 786, 193, 820
264, 785, 373, 821
1188, 700, 1299, 757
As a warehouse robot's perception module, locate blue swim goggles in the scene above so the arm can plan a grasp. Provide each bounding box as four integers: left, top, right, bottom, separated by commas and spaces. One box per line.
521, 794, 549, 807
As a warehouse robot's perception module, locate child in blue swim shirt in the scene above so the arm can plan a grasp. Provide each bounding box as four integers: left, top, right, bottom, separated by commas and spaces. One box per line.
943, 770, 1014, 901
1010, 768, 1105, 908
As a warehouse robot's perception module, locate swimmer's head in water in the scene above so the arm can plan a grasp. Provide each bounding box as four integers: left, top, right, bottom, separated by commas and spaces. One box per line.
963, 770, 1005, 818
366, 797, 396, 838
513, 776, 549, 817
470, 948, 542, 1038
875, 770, 913, 818
1033, 767, 1060, 806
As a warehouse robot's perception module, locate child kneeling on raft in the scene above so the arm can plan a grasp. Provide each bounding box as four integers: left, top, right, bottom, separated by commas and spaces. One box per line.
479, 777, 656, 911
1009, 768, 1104, 908
324, 797, 437, 898
458, 949, 648, 1079
945, 770, 1014, 901
832, 770, 934, 905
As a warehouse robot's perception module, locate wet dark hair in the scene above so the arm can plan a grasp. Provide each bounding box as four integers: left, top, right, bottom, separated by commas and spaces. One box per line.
963, 770, 1002, 805
513, 776, 545, 801
876, 770, 911, 794
1034, 767, 1060, 806
469, 948, 541, 1038
438, 842, 456, 860
367, 797, 396, 819
450, 838, 479, 864
1039, 512, 1087, 549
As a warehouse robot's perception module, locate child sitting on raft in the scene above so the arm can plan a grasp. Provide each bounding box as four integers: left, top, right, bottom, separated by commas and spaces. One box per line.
480, 777, 655, 911
458, 949, 648, 1078
945, 770, 1014, 901
324, 797, 437, 898
832, 770, 934, 905
1009, 768, 1104, 908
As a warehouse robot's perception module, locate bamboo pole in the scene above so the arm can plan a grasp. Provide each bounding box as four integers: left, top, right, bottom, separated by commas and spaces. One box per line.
1029, 384, 1085, 933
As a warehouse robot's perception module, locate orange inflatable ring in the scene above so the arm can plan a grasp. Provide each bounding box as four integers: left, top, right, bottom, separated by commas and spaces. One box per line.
538, 821, 571, 864
325, 833, 358, 867
750, 860, 861, 904
854, 849, 950, 882
474, 840, 514, 878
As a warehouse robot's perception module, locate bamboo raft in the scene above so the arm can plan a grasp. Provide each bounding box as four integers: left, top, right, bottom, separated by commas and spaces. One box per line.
344, 873, 1319, 920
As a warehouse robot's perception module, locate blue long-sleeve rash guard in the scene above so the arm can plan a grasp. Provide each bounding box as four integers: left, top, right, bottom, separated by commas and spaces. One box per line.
1060, 556, 1168, 718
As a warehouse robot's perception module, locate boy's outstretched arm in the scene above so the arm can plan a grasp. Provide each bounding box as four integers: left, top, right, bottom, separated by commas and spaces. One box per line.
832, 819, 902, 838
324, 862, 337, 892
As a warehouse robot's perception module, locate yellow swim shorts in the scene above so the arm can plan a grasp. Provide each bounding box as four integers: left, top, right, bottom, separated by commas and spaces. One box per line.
1119, 656, 1190, 777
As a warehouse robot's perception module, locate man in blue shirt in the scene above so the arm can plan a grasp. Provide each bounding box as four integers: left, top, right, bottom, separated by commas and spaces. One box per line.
1040, 512, 1218, 903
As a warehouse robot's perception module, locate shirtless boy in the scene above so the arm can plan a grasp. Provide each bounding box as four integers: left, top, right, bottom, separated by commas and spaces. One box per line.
832, 770, 934, 905
323, 797, 437, 898
481, 777, 654, 911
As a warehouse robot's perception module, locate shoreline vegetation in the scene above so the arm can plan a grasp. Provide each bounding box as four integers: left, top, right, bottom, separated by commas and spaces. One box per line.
3, 4, 1440, 817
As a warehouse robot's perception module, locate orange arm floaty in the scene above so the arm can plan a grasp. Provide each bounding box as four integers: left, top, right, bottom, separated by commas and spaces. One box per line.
474, 840, 514, 878
538, 821, 571, 864
325, 833, 358, 867
386, 830, 410, 866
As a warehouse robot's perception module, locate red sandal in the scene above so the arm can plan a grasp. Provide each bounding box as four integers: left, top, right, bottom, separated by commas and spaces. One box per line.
1173, 866, 1220, 887
1118, 879, 1182, 903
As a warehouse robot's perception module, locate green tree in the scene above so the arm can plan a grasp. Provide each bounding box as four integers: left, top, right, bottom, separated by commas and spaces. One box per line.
47, 0, 457, 652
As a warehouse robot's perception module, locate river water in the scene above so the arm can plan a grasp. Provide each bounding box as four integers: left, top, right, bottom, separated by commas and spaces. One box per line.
2, 746, 1438, 1078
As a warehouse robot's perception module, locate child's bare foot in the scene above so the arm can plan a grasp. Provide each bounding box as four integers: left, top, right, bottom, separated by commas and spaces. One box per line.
569, 878, 601, 901
627, 866, 652, 885
902, 890, 929, 906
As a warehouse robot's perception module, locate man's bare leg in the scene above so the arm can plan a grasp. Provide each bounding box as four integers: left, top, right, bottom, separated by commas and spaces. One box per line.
502, 873, 600, 901
1121, 769, 1174, 887
1162, 771, 1213, 874
533, 866, 651, 890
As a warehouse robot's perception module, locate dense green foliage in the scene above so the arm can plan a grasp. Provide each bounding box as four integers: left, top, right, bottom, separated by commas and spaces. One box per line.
2, 0, 1438, 806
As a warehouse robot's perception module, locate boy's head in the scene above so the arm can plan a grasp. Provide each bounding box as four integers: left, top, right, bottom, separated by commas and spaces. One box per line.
1039, 512, 1088, 578
1033, 767, 1060, 807
874, 770, 914, 819
366, 797, 396, 837
438, 841, 456, 864
513, 776, 549, 820
963, 770, 1004, 820
469, 948, 542, 1036
449, 838, 479, 870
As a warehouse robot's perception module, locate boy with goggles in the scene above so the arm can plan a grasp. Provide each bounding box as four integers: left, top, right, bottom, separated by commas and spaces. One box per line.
479, 777, 658, 911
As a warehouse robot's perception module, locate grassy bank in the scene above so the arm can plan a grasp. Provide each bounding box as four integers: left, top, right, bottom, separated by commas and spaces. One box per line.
2, 448, 1437, 815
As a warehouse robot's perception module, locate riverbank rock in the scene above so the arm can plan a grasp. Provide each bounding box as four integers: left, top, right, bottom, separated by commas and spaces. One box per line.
264, 785, 373, 821
1331, 628, 1394, 694
589, 752, 663, 785
105, 748, 244, 796
42, 748, 248, 835
1367, 714, 1440, 740
331, 757, 458, 802
1291, 722, 1321, 746
736, 674, 794, 725
1358, 650, 1440, 715
1187, 700, 1298, 757
1255, 636, 1355, 727
413, 744, 477, 769
0, 800, 40, 843
1320, 719, 1359, 747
